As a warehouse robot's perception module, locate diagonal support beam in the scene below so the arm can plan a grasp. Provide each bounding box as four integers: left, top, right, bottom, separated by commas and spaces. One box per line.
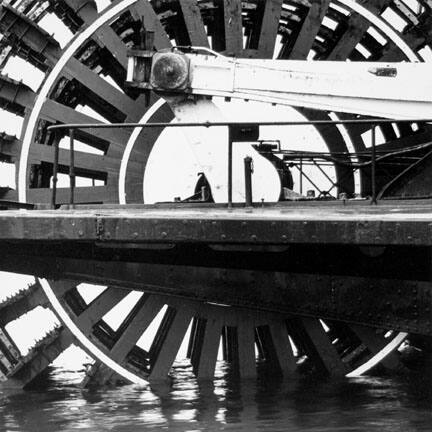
74, 287, 130, 332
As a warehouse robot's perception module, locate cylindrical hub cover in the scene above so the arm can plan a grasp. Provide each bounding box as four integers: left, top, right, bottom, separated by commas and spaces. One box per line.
150, 51, 190, 91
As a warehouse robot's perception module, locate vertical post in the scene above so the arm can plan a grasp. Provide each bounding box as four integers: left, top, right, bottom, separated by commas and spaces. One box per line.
244, 156, 253, 207
69, 128, 75, 207
371, 125, 377, 205
299, 157, 303, 195
51, 129, 59, 209
228, 126, 233, 208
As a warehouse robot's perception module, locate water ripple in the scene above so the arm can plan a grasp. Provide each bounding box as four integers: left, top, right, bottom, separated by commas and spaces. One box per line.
0, 361, 430, 431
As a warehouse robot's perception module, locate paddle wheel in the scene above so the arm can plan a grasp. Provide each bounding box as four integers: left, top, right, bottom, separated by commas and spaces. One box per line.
0, 0, 431, 388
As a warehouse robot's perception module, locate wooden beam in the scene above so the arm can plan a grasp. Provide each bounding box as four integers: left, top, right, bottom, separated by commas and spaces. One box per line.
327, 0, 391, 61
64, 58, 139, 121
217, 0, 243, 55
189, 317, 206, 368
194, 314, 222, 379
51, 279, 79, 298
0, 4, 60, 67
0, 76, 36, 115
29, 143, 118, 177
0, 332, 15, 373
0, 327, 20, 363
187, 317, 200, 359
237, 319, 256, 377
64, 1, 130, 75
84, 294, 164, 385
27, 185, 114, 204
130, 0, 172, 50
300, 317, 347, 376
287, 0, 331, 60
256, 0, 283, 58
0, 189, 18, 202
268, 321, 296, 375
76, 287, 130, 332
178, 0, 209, 47
149, 307, 191, 380
64, 0, 98, 22
93, 25, 129, 69
110, 294, 164, 361
0, 133, 20, 161
41, 99, 130, 147
0, 281, 48, 326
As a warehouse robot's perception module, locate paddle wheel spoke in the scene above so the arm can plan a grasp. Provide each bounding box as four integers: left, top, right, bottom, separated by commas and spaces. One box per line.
178, 0, 210, 47
292, 318, 348, 377
148, 306, 192, 381
191, 314, 222, 379
327, 0, 391, 60
281, 0, 331, 60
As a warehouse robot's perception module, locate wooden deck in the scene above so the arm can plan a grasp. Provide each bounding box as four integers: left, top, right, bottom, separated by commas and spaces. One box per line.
1, 199, 432, 246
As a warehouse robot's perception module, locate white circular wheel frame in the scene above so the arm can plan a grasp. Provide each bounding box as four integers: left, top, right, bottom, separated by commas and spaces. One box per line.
10, 0, 416, 384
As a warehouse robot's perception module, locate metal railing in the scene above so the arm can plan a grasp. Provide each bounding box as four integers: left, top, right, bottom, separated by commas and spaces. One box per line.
47, 118, 432, 209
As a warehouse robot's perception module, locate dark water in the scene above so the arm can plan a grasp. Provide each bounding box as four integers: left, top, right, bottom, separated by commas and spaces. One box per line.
0, 360, 431, 432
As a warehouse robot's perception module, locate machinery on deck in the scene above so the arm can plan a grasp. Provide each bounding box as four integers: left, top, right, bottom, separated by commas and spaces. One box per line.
0, 0, 431, 388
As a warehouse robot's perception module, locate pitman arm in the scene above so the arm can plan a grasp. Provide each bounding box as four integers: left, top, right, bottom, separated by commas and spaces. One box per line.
130, 48, 432, 120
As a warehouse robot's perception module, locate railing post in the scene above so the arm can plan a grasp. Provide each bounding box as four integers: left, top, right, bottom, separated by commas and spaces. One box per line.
371, 125, 377, 205
299, 157, 303, 195
51, 129, 59, 209
244, 156, 253, 207
69, 128, 75, 207
228, 125, 233, 208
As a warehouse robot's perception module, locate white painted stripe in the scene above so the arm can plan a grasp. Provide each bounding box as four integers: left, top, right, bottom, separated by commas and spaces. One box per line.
19, 0, 138, 202
346, 332, 407, 377
39, 278, 147, 386
118, 98, 166, 204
